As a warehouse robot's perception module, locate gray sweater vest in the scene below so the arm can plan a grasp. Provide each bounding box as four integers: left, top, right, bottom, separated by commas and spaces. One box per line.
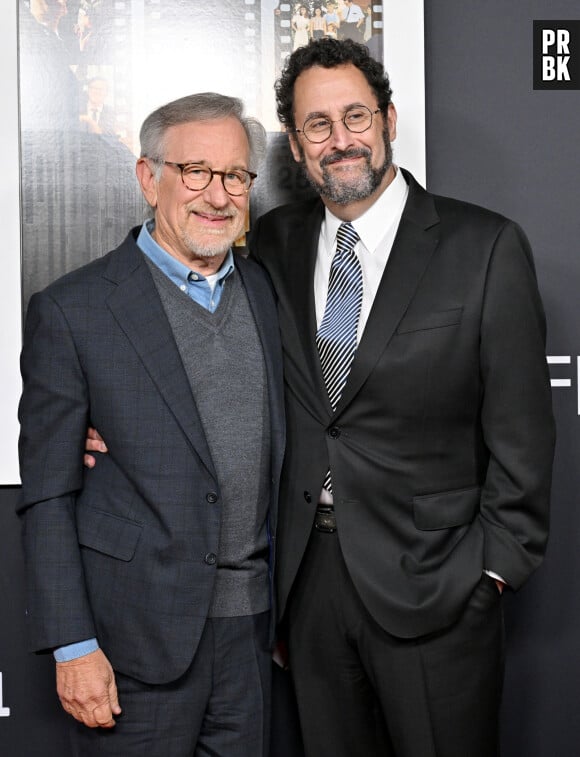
148, 259, 271, 617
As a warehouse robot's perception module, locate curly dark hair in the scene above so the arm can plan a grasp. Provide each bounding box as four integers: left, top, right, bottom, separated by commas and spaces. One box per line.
275, 38, 393, 131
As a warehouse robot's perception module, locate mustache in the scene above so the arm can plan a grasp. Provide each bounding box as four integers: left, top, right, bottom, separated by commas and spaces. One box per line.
320, 147, 371, 168
186, 205, 236, 218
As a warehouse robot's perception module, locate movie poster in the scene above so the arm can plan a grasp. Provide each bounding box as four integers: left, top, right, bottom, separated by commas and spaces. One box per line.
1, 1, 425, 482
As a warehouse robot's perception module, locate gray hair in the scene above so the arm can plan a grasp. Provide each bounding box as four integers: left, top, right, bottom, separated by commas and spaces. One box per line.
139, 92, 267, 175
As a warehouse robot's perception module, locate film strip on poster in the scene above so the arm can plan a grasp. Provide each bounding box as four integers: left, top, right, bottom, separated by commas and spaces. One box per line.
1, 1, 425, 483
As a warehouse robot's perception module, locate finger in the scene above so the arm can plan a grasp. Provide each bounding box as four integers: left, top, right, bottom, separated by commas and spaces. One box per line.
92, 702, 116, 728
83, 454, 96, 468
78, 709, 103, 729
108, 683, 122, 717
63, 698, 114, 729
70, 708, 90, 727
87, 428, 105, 443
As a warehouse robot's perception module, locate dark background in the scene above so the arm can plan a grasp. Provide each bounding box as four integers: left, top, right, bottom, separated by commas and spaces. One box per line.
3, 2, 580, 754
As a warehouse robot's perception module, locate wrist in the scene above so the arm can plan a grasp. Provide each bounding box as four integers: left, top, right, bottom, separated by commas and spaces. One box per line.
53, 638, 99, 662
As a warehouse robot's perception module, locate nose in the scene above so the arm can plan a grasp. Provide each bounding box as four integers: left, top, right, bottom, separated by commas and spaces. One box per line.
327, 119, 355, 151
202, 173, 230, 207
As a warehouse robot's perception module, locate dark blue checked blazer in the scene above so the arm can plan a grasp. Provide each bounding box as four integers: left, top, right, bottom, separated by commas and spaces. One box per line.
18, 227, 285, 684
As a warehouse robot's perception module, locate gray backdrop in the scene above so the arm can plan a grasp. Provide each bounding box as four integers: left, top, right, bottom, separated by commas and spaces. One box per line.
2, 2, 579, 754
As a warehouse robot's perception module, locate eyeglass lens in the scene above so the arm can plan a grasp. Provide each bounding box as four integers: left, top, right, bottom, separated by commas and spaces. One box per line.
302, 106, 376, 143
181, 166, 250, 195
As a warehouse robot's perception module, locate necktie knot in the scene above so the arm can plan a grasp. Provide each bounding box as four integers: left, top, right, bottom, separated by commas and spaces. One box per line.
336, 221, 359, 254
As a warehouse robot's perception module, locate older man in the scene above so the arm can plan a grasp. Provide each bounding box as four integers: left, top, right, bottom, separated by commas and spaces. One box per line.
18, 93, 284, 757
250, 39, 555, 757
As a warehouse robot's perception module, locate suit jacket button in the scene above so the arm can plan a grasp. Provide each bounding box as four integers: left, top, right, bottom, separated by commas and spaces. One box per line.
204, 553, 217, 565
328, 426, 341, 439
206, 492, 218, 504
304, 491, 312, 503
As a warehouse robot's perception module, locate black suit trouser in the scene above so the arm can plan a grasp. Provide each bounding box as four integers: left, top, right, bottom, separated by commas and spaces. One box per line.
286, 528, 504, 757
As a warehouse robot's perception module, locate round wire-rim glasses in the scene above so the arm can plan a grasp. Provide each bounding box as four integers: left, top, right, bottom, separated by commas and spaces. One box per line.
153, 161, 257, 196
294, 105, 381, 144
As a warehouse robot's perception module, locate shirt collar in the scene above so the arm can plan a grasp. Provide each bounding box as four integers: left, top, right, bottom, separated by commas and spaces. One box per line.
322, 165, 408, 254
137, 219, 235, 288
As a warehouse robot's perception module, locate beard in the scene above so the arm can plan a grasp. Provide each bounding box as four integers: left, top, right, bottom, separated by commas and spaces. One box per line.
301, 129, 393, 205
182, 234, 233, 258
181, 206, 245, 258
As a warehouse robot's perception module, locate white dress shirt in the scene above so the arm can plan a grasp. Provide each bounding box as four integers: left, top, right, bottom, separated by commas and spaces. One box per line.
314, 166, 408, 341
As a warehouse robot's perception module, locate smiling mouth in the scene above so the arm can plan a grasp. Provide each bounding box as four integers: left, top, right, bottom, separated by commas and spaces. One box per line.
321, 148, 370, 169
192, 211, 233, 224
329, 156, 363, 168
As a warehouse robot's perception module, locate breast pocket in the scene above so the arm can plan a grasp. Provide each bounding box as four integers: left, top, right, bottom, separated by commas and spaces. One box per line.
396, 307, 463, 335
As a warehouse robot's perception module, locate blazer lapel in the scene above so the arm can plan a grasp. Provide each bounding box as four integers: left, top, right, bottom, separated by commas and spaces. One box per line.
235, 257, 286, 481
283, 202, 335, 416
335, 172, 441, 413
102, 234, 217, 479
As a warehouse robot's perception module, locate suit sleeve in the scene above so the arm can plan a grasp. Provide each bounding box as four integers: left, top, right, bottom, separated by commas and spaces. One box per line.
18, 291, 97, 651
478, 221, 555, 589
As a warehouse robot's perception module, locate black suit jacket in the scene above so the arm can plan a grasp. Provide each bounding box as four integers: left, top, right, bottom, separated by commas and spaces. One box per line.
251, 170, 555, 639
18, 229, 285, 683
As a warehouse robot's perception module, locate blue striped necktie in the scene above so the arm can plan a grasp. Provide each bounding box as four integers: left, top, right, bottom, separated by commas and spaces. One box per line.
316, 221, 363, 492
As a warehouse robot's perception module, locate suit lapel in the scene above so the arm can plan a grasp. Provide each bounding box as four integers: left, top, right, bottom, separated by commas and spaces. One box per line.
103, 234, 217, 479
236, 257, 286, 482
283, 202, 335, 416
335, 172, 441, 414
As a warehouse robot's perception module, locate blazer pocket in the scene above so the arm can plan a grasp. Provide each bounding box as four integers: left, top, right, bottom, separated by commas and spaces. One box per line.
397, 307, 463, 335
77, 505, 143, 561
413, 486, 481, 530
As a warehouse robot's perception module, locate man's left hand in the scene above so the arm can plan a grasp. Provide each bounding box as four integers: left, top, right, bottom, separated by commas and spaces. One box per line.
56, 648, 121, 728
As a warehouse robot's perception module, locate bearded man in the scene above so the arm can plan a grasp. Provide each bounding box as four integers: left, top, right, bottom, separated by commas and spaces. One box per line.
18, 92, 285, 757
250, 38, 555, 757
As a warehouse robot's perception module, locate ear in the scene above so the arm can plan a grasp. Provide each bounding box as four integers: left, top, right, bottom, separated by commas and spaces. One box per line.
136, 158, 159, 208
386, 103, 397, 143
288, 132, 302, 164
